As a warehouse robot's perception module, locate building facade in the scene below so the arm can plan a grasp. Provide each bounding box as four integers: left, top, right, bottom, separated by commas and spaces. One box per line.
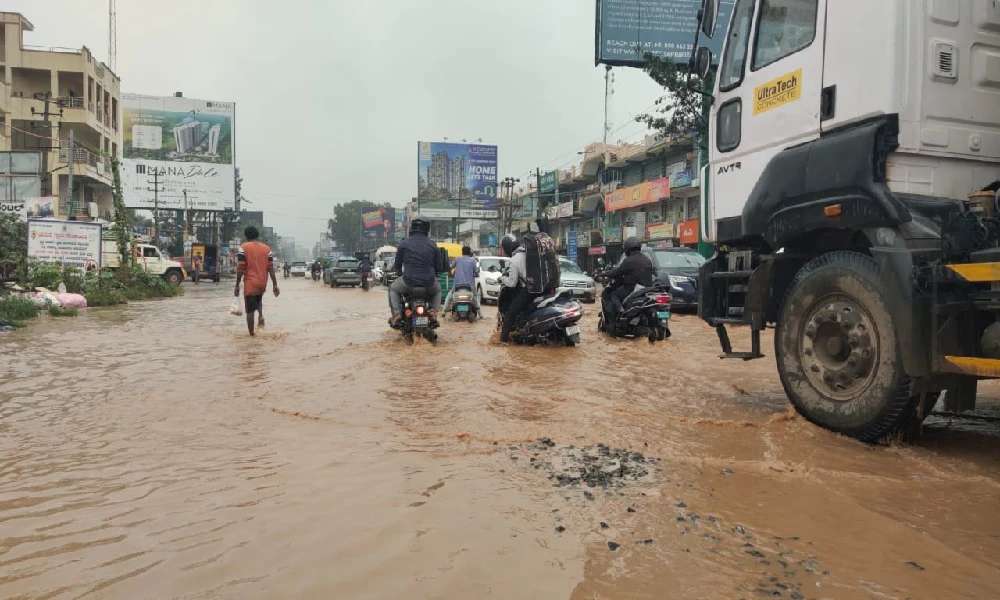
0, 12, 121, 221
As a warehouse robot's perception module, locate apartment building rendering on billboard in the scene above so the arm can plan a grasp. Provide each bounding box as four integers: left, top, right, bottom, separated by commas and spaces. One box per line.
207, 124, 221, 156
173, 120, 203, 154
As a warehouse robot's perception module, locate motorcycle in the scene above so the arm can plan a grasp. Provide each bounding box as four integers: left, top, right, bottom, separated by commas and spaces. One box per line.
391, 285, 439, 343
362, 271, 372, 292
450, 283, 477, 322
497, 288, 584, 346
312, 269, 321, 282
598, 281, 672, 343
283, 268, 290, 280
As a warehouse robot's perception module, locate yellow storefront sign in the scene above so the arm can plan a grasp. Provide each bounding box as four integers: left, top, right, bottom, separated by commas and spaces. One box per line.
753, 69, 802, 116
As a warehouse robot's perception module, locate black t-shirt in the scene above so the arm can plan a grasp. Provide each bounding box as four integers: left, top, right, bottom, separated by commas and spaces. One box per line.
609, 252, 654, 287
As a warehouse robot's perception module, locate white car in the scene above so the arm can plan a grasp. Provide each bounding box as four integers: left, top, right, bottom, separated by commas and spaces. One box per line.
289, 261, 307, 277
476, 256, 510, 305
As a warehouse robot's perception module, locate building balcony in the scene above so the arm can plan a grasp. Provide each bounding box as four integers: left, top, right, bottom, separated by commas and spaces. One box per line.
57, 145, 111, 183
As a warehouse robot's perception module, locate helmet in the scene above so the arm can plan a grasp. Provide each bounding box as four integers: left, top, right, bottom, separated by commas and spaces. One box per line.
623, 237, 641, 255
409, 216, 430, 235
500, 234, 518, 257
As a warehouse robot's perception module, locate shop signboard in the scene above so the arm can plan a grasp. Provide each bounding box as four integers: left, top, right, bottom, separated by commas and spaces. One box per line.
588, 246, 607, 256
672, 170, 693, 188
646, 221, 676, 240
567, 232, 578, 262
576, 231, 592, 248
604, 226, 623, 244
679, 218, 699, 244
604, 177, 670, 212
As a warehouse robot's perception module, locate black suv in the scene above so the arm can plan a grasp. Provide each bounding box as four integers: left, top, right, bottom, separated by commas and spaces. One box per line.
641, 248, 706, 309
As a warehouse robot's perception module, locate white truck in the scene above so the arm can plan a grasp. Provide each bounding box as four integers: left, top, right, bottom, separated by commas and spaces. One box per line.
693, 0, 1000, 441
101, 239, 186, 285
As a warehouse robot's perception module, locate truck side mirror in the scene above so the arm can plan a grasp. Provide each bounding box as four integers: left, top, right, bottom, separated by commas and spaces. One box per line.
699, 0, 719, 38
694, 47, 713, 79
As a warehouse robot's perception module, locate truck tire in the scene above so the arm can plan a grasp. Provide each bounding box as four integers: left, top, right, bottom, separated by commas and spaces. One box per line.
165, 270, 183, 286
775, 251, 920, 443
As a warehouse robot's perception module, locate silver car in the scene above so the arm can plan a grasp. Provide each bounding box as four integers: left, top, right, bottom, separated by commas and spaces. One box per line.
558, 257, 597, 303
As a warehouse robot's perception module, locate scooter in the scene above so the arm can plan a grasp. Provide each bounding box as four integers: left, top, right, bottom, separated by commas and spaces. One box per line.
450, 283, 478, 322
391, 285, 439, 343
599, 281, 672, 343
497, 288, 584, 346
312, 269, 320, 282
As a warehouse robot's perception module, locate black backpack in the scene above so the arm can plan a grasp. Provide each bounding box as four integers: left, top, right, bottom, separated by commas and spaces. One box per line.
522, 232, 559, 294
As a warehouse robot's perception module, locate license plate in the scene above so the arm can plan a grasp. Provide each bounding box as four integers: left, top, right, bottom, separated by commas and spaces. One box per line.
565, 325, 580, 336
414, 316, 429, 326
657, 311, 671, 319
457, 305, 470, 312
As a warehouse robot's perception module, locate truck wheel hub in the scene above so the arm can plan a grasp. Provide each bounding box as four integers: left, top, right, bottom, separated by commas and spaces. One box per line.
800, 297, 876, 401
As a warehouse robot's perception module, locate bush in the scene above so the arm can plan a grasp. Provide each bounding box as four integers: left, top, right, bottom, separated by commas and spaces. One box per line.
30, 263, 64, 290
48, 305, 78, 317
0, 296, 40, 326
79, 267, 182, 307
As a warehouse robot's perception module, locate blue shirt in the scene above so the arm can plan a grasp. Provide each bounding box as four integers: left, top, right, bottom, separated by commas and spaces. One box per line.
453, 256, 478, 288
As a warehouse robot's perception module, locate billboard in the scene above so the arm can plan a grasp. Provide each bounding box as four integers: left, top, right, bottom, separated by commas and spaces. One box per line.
121, 93, 236, 211
596, 0, 735, 67
27, 219, 103, 269
417, 142, 498, 219
362, 205, 395, 241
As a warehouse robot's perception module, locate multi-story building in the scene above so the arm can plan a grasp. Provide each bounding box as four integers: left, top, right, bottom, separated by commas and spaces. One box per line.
427, 150, 449, 190
448, 154, 465, 196
173, 120, 202, 154
207, 124, 220, 156
0, 12, 121, 220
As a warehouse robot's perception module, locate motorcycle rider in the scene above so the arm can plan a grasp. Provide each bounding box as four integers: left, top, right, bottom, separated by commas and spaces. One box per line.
359, 255, 374, 290
311, 261, 322, 280
282, 262, 291, 279
443, 245, 482, 318
389, 217, 442, 326
498, 233, 534, 343
604, 237, 654, 328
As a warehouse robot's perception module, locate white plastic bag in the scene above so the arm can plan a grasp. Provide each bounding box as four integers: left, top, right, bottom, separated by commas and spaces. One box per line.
230, 297, 244, 316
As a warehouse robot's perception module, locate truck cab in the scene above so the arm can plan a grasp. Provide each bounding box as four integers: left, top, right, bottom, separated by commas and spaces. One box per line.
102, 240, 186, 285
695, 0, 1000, 441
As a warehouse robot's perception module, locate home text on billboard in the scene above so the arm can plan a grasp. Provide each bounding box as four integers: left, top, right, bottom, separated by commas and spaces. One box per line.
27, 219, 103, 269
121, 93, 236, 211
417, 142, 498, 219
596, 0, 735, 67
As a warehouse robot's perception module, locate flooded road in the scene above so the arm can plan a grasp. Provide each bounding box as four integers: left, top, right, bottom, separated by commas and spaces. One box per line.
1, 277, 999, 599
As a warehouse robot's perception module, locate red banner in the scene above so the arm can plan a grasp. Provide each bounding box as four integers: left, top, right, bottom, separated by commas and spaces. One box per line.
679, 218, 699, 244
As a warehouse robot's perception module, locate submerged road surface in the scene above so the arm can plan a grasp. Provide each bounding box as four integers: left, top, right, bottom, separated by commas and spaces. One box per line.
1, 277, 999, 599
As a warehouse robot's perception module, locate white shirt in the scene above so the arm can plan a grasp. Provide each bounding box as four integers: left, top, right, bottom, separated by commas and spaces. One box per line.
500, 250, 526, 288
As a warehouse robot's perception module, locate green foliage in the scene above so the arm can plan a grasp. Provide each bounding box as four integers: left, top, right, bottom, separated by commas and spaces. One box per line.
636, 54, 707, 152
0, 296, 40, 326
327, 200, 379, 255
48, 305, 78, 317
0, 213, 29, 282
111, 157, 132, 270
30, 263, 64, 290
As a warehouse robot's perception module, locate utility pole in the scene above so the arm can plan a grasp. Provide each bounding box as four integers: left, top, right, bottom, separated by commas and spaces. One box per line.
535, 168, 543, 220
66, 131, 75, 219
147, 169, 164, 245
30, 92, 63, 198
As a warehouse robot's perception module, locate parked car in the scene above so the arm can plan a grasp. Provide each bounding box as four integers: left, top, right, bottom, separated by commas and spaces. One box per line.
324, 257, 363, 288
289, 261, 307, 277
557, 257, 597, 303
642, 247, 706, 309
476, 256, 510, 305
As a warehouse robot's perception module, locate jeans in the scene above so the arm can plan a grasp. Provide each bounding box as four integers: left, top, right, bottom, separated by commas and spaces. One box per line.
443, 284, 481, 314
610, 284, 633, 314
389, 277, 441, 315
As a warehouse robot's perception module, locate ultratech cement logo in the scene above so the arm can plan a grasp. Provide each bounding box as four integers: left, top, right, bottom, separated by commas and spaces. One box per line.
753, 69, 802, 116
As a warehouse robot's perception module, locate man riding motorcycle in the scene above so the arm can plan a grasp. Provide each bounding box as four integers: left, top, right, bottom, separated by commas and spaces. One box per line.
603, 237, 654, 331
359, 256, 374, 291
282, 262, 291, 279
498, 233, 535, 343
389, 217, 442, 326
443, 245, 482, 318
311, 261, 322, 281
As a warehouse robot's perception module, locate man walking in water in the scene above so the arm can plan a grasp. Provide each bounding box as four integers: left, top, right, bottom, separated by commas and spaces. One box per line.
234, 226, 279, 336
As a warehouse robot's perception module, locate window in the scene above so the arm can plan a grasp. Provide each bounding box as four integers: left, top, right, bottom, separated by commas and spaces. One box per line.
752, 0, 818, 70
719, 0, 756, 91
717, 99, 742, 152
143, 247, 158, 258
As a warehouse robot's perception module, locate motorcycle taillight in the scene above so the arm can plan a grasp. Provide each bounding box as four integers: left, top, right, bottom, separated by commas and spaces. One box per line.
656, 294, 671, 304
416, 305, 425, 315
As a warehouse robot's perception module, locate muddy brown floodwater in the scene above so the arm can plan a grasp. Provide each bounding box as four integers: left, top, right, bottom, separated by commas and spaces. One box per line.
1, 277, 999, 599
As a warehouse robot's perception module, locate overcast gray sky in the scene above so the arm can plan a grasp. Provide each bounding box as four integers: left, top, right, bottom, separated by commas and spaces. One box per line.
10, 0, 665, 246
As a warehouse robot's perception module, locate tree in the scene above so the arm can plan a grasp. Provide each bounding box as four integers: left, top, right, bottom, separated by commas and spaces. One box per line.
110, 157, 132, 271
327, 200, 378, 254
635, 55, 706, 153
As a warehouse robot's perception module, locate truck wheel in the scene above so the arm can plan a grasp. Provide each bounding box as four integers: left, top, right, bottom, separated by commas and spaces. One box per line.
165, 270, 183, 286
775, 251, 919, 443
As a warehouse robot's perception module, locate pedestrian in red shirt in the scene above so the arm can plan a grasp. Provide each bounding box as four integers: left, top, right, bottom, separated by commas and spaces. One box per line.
235, 226, 280, 336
